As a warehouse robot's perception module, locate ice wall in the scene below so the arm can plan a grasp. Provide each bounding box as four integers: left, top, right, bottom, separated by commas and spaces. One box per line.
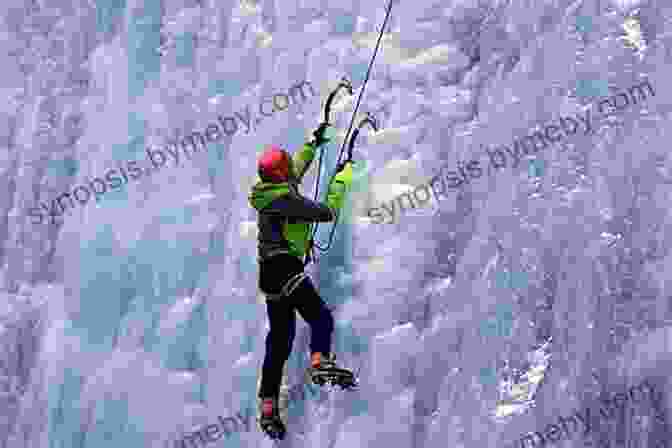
0, 0, 671, 447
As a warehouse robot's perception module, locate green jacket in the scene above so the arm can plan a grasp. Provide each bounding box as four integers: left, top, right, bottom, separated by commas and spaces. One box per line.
248, 142, 349, 261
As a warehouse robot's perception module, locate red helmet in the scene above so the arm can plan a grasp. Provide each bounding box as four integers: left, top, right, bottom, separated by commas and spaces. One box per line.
258, 145, 294, 183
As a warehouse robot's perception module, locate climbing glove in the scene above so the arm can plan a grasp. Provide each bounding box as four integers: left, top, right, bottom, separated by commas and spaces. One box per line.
326, 162, 356, 212
333, 161, 354, 188
312, 122, 331, 147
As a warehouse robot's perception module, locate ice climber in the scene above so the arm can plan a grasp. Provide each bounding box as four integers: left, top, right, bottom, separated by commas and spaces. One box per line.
248, 123, 357, 440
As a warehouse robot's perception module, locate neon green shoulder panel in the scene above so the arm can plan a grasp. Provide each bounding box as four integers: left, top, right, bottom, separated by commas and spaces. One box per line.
248, 182, 291, 210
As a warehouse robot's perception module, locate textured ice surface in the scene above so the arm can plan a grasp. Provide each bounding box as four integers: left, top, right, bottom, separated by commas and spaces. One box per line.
1, 0, 672, 448
575, 15, 595, 34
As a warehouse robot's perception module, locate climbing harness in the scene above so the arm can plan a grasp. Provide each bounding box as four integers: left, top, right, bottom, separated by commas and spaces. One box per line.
264, 272, 309, 301
303, 0, 394, 267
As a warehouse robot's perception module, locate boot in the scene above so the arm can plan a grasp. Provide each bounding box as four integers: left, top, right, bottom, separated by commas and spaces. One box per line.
311, 352, 329, 369
308, 353, 358, 390
258, 397, 286, 440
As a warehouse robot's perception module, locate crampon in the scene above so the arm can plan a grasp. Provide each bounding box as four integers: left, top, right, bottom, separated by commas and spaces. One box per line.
310, 366, 359, 391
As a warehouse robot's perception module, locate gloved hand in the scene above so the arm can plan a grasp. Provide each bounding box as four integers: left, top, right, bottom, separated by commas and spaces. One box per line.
312, 122, 331, 147
333, 161, 354, 187
326, 161, 355, 212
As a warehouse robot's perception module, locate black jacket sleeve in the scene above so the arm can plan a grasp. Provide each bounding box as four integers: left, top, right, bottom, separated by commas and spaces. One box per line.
262, 192, 335, 223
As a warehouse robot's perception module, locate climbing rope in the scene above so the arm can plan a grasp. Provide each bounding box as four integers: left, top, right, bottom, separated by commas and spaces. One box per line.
305, 0, 394, 266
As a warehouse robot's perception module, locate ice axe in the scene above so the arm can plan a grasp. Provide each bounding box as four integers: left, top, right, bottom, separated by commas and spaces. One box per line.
311, 77, 354, 150
336, 112, 378, 172
322, 76, 354, 125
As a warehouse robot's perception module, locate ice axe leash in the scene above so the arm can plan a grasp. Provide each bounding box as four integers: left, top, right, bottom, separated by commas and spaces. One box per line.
303, 78, 354, 267
304, 0, 394, 267
304, 112, 381, 267
308, 77, 354, 208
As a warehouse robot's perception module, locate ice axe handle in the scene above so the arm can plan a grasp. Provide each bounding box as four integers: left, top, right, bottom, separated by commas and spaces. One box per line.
346, 128, 360, 161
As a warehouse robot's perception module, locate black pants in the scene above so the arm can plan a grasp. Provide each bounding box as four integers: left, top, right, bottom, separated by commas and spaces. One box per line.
258, 254, 334, 399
